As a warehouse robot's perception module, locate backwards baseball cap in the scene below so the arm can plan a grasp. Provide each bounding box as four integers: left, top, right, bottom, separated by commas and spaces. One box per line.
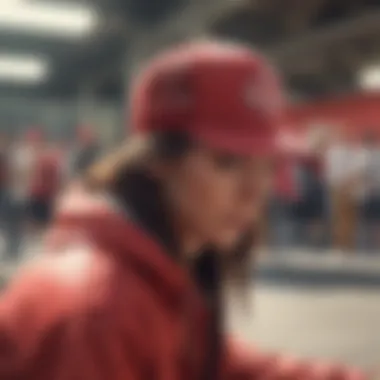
131, 40, 286, 156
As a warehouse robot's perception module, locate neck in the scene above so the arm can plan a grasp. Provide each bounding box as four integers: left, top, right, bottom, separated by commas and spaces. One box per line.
172, 215, 205, 261
180, 233, 204, 261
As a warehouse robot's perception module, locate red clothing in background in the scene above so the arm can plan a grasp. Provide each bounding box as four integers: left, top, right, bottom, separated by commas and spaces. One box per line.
0, 186, 368, 380
274, 130, 310, 201
29, 151, 62, 200
275, 141, 325, 202
275, 159, 298, 201
300, 155, 324, 180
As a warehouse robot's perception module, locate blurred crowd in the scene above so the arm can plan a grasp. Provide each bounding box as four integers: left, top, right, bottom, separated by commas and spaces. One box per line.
0, 126, 100, 260
267, 125, 380, 254
0, 123, 379, 260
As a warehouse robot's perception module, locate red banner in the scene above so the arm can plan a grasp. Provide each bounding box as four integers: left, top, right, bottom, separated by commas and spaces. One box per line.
287, 92, 380, 138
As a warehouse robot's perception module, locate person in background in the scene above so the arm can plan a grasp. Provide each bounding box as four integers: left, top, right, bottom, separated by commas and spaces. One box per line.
298, 126, 329, 249
70, 126, 100, 176
0, 133, 9, 230
6, 128, 41, 259
284, 126, 328, 250
55, 139, 73, 183
259, 129, 302, 251
0, 41, 368, 380
269, 132, 302, 250
360, 131, 380, 251
27, 141, 63, 239
325, 128, 365, 254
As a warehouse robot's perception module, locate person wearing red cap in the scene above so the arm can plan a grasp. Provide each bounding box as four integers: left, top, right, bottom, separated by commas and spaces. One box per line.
0, 41, 371, 380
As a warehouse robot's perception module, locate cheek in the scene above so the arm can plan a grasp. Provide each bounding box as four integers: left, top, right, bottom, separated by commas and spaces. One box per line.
258, 176, 273, 203
254, 168, 275, 202
169, 164, 235, 233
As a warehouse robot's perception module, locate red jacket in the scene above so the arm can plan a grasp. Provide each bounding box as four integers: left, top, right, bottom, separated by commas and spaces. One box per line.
0, 186, 368, 380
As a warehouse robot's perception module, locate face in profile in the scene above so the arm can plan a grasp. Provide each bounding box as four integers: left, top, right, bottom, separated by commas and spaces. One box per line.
160, 145, 275, 252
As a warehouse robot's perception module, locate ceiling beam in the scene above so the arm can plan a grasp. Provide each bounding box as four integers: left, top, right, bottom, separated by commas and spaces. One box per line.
127, 0, 246, 69
269, 9, 380, 68
282, 0, 328, 34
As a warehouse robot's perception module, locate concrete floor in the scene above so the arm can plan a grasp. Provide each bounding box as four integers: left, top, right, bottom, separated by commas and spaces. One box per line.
227, 284, 380, 369
1, 248, 379, 370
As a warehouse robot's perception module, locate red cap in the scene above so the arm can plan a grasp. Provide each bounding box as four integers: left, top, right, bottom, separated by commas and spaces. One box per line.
131, 41, 286, 156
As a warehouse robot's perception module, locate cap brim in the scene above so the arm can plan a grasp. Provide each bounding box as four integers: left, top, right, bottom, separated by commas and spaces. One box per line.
193, 124, 289, 157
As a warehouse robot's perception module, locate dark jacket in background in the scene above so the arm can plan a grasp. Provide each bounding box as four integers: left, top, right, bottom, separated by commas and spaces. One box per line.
73, 143, 100, 174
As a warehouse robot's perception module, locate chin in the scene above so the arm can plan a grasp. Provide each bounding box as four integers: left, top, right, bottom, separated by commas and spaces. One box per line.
212, 233, 241, 252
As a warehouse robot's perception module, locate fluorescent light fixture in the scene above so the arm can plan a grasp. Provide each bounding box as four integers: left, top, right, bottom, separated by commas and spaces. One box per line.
0, 54, 49, 84
0, 2, 98, 38
358, 65, 380, 91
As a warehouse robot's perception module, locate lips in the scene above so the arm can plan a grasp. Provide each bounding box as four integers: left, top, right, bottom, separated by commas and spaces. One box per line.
223, 215, 251, 232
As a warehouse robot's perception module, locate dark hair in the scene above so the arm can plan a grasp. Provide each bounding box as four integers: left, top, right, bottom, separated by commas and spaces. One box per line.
86, 130, 256, 380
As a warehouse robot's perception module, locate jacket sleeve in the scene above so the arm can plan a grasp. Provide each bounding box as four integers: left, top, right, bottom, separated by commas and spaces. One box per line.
0, 259, 144, 380
223, 338, 370, 380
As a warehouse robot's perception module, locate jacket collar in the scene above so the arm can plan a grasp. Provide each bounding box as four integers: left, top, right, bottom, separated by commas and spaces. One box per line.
49, 183, 198, 304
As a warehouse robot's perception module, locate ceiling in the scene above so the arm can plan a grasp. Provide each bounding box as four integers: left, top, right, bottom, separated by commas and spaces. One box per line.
1, 0, 380, 101
211, 0, 380, 99
0, 0, 188, 99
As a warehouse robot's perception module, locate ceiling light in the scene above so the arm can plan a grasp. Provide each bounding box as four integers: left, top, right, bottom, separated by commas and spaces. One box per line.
0, 54, 49, 84
0, 2, 98, 38
358, 65, 380, 91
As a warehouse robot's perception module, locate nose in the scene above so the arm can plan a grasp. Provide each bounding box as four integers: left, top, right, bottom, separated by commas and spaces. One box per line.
238, 171, 258, 206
